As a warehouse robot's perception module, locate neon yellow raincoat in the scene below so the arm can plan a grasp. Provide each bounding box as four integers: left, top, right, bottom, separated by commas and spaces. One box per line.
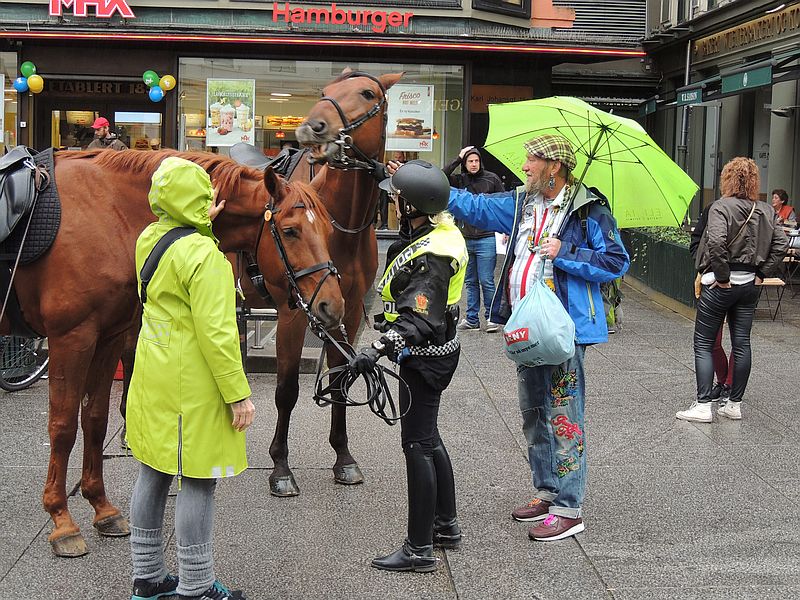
127, 157, 251, 480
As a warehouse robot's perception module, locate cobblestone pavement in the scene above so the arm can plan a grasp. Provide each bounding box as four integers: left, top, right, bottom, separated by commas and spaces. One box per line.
1, 261, 799, 599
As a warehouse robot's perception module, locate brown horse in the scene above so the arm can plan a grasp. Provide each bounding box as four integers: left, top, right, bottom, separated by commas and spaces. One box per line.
262, 70, 403, 496
2, 149, 344, 557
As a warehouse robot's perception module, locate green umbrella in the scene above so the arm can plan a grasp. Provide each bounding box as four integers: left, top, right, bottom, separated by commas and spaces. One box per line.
483, 96, 699, 228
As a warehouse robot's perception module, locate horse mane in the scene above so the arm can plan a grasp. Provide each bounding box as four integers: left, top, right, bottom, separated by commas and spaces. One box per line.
62, 149, 264, 201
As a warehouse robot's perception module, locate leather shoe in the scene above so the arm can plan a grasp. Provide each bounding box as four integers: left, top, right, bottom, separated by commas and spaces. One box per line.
371, 540, 437, 573
433, 519, 462, 549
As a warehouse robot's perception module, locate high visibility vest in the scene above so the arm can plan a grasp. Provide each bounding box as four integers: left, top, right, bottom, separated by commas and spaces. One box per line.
377, 222, 468, 323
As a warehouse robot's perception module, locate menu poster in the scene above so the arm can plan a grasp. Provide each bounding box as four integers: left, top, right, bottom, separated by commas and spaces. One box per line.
206, 79, 256, 147
385, 84, 434, 152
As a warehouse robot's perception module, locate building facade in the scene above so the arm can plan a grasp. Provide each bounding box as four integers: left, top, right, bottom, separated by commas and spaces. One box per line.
2, 0, 649, 204
643, 0, 800, 220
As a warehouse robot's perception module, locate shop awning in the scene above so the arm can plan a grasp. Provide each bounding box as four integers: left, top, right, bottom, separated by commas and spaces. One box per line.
675, 76, 720, 106
639, 95, 658, 116
771, 48, 800, 85
721, 58, 775, 94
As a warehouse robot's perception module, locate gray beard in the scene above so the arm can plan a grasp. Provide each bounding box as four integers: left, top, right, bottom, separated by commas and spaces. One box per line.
525, 176, 548, 197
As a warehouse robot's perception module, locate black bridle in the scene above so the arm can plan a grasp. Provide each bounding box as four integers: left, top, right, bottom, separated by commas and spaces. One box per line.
244, 198, 338, 328
314, 71, 388, 172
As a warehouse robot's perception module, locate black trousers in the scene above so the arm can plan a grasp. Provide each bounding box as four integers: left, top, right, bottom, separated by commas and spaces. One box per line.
399, 363, 444, 451
694, 282, 760, 403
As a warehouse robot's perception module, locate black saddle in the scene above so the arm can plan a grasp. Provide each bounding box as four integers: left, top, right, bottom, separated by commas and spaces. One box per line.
0, 146, 40, 244
230, 143, 309, 180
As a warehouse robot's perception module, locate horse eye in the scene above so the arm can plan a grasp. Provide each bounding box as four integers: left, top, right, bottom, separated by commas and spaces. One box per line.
282, 227, 298, 237
362, 89, 375, 100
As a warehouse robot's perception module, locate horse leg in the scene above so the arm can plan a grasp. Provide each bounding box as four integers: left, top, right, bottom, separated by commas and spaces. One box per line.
119, 325, 138, 448
81, 333, 130, 538
330, 309, 365, 486
43, 335, 97, 557
268, 311, 304, 497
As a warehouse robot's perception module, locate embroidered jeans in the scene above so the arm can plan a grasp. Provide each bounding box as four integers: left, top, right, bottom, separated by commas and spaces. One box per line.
517, 345, 586, 519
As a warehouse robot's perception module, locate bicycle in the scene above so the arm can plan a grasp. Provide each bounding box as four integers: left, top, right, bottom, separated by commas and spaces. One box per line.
0, 336, 49, 392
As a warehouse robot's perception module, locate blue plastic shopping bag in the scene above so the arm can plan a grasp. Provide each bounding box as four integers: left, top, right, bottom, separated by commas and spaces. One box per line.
502, 279, 575, 367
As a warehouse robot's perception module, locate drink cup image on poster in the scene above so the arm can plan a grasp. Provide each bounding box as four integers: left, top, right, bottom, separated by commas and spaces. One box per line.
386, 84, 434, 152
206, 79, 255, 147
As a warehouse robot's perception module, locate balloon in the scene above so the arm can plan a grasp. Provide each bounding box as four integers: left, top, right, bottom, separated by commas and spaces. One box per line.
27, 74, 44, 94
13, 77, 28, 93
159, 75, 176, 91
142, 70, 159, 88
148, 86, 165, 102
20, 61, 36, 78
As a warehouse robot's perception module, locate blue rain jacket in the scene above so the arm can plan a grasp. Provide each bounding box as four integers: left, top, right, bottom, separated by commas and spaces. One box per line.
448, 184, 630, 345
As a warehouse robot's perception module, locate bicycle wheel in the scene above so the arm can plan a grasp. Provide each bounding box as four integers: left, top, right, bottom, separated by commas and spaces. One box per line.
0, 336, 49, 392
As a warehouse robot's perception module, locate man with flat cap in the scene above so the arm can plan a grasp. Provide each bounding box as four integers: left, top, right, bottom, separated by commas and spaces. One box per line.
447, 134, 629, 541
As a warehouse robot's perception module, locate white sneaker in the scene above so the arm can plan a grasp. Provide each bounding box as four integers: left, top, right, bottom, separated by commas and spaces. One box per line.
718, 401, 742, 420
457, 319, 480, 331
676, 401, 713, 423
485, 321, 500, 333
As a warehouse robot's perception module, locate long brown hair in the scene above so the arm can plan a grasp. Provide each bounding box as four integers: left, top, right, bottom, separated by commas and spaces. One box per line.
719, 157, 759, 201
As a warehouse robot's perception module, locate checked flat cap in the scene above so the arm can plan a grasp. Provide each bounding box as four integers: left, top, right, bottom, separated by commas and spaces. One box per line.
523, 135, 577, 172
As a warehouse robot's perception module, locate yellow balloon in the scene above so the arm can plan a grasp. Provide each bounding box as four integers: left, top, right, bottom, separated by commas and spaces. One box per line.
27, 74, 44, 94
160, 75, 176, 91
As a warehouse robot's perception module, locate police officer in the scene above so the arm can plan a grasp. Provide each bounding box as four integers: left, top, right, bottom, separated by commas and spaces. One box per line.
349, 160, 468, 572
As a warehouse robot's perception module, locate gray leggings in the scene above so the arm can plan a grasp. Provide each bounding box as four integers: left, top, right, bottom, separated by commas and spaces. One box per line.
130, 462, 217, 596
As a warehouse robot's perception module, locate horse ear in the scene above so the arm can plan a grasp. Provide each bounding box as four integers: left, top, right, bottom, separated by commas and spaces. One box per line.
380, 72, 404, 91
309, 165, 329, 193
263, 166, 286, 202
341, 66, 354, 76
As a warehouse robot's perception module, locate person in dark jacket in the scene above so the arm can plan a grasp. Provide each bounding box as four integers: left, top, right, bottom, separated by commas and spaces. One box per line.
350, 160, 467, 573
677, 157, 788, 423
444, 146, 505, 332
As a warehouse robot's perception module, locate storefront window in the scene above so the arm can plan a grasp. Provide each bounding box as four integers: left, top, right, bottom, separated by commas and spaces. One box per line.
177, 58, 464, 170
2, 52, 18, 152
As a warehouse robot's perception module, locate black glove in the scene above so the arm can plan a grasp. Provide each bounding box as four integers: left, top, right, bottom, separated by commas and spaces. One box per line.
368, 160, 389, 183
349, 346, 382, 375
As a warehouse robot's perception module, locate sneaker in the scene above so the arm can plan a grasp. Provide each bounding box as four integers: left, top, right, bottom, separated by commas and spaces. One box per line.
511, 498, 551, 522
485, 321, 500, 333
718, 385, 731, 408
718, 401, 742, 420
132, 574, 178, 600
178, 581, 246, 600
676, 401, 713, 423
457, 319, 480, 331
709, 382, 724, 400
528, 514, 585, 541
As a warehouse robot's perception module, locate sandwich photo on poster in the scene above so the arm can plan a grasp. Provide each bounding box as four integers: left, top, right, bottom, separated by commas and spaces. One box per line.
206, 79, 256, 147
386, 84, 434, 152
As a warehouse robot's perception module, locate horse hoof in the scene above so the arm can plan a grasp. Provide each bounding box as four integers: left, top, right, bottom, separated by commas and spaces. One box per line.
93, 514, 130, 537
50, 532, 89, 558
333, 463, 364, 485
269, 474, 300, 497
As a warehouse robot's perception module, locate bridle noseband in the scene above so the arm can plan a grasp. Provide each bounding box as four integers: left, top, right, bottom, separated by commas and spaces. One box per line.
244, 197, 339, 326
315, 71, 388, 171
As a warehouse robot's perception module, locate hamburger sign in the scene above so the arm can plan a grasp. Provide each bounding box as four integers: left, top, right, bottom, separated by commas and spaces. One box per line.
386, 84, 434, 152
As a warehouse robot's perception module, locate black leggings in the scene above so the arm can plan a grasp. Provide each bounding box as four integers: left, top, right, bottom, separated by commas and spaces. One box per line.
694, 282, 760, 403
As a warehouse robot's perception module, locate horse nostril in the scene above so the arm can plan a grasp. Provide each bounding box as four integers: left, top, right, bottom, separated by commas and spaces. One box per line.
310, 120, 327, 134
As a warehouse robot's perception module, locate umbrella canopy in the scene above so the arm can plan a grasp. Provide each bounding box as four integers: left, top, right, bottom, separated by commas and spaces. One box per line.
483, 96, 699, 228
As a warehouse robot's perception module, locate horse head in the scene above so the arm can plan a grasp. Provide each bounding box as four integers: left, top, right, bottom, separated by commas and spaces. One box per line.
259, 166, 344, 329
296, 69, 403, 168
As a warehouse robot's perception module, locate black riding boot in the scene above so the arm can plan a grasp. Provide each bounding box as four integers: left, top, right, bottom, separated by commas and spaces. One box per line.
432, 440, 461, 549
371, 443, 437, 573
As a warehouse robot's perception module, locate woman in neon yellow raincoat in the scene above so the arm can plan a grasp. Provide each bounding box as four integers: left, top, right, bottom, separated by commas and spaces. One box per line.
126, 156, 254, 600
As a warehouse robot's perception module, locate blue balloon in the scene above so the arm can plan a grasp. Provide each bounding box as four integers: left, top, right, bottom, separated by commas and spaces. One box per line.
13, 77, 28, 93
148, 86, 165, 102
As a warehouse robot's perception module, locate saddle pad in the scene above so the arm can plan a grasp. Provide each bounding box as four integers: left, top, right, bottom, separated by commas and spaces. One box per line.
0, 148, 61, 265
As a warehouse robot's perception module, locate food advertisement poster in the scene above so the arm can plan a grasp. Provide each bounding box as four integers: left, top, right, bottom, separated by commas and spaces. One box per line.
386, 84, 434, 152
206, 79, 256, 147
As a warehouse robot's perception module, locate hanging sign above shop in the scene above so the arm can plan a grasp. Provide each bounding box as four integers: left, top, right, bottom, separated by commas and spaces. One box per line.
272, 3, 413, 34
49, 0, 135, 18
386, 84, 434, 153
693, 3, 800, 61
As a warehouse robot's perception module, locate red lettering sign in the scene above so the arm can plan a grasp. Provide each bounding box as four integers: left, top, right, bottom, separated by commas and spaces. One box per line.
49, 0, 135, 18
503, 328, 529, 345
272, 2, 413, 34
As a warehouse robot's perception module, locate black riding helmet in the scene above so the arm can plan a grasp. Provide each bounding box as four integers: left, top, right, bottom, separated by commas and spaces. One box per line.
379, 160, 450, 216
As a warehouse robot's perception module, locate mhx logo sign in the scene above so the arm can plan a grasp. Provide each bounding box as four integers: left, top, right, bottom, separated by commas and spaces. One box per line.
49, 0, 136, 18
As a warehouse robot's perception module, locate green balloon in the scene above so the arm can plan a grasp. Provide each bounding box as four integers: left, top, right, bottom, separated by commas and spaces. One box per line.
142, 70, 159, 88
20, 61, 36, 78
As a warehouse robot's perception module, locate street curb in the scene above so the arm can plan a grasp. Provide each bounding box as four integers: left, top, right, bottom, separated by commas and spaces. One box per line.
623, 275, 695, 321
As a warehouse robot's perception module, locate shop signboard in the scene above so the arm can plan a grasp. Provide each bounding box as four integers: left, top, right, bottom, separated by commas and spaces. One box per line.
386, 84, 434, 153
677, 88, 702, 107
721, 65, 772, 94
206, 79, 256, 147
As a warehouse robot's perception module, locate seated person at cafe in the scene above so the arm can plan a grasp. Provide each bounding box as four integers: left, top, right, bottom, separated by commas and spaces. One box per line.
771, 188, 794, 223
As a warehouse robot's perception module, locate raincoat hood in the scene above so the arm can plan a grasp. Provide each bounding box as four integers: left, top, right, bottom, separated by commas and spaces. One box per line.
148, 156, 216, 241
